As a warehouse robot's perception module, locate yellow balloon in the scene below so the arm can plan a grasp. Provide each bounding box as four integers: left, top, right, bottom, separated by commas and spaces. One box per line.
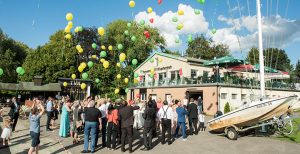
65, 34, 72, 40
65, 26, 71, 33
81, 62, 87, 69
74, 27, 79, 33
116, 62, 121, 67
97, 27, 105, 36
100, 58, 105, 63
119, 53, 126, 62
101, 45, 106, 50
134, 78, 138, 84
71, 74, 76, 80
177, 23, 184, 30
103, 60, 109, 69
76, 45, 81, 50
108, 45, 113, 51
78, 66, 83, 72
178, 10, 184, 16
150, 68, 155, 74
114, 88, 120, 94
92, 55, 97, 59
117, 74, 121, 79
78, 48, 83, 53
129, 0, 135, 8
81, 83, 87, 90
124, 78, 129, 84
66, 13, 73, 21
63, 82, 68, 87
147, 7, 153, 13
159, 59, 163, 63
68, 21, 73, 28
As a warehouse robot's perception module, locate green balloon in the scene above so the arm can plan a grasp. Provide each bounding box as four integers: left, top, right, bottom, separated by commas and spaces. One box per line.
172, 16, 178, 22
82, 72, 88, 79
117, 44, 123, 50
88, 61, 94, 68
92, 43, 97, 49
78, 26, 83, 32
188, 35, 193, 43
127, 23, 132, 28
16, 67, 22, 74
124, 30, 129, 36
175, 38, 180, 44
150, 59, 154, 63
139, 20, 145, 25
134, 73, 139, 78
19, 68, 25, 76
132, 59, 138, 65
0, 68, 3, 76
150, 74, 154, 78
125, 88, 129, 93
95, 78, 100, 83
131, 36, 136, 42
194, 9, 201, 15
211, 28, 217, 34
197, 0, 205, 4
100, 51, 107, 57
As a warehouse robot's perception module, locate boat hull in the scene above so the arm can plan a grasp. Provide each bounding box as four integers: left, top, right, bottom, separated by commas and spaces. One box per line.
208, 96, 296, 133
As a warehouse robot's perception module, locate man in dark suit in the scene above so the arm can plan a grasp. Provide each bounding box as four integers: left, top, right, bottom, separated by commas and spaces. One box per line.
9, 97, 20, 132
118, 100, 140, 153
187, 98, 198, 135
141, 101, 156, 151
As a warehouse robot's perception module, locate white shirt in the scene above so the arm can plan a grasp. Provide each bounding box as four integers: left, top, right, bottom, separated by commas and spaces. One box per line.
158, 105, 173, 120
198, 114, 205, 123
98, 104, 107, 118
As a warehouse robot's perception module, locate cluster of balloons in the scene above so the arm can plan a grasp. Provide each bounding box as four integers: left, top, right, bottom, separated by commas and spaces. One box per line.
65, 13, 74, 40
16, 67, 25, 76
0, 68, 3, 76
76, 44, 84, 53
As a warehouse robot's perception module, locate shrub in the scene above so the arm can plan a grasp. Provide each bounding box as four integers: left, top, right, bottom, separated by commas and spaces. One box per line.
224, 102, 231, 114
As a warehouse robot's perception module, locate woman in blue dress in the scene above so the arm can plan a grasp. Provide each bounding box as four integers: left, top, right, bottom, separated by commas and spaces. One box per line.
59, 100, 72, 137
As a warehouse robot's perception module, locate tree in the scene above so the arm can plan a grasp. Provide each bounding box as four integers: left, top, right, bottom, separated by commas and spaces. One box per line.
295, 60, 300, 81
247, 47, 292, 72
186, 35, 230, 60
224, 102, 231, 114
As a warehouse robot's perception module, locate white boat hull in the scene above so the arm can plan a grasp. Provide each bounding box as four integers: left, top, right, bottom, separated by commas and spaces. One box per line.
208, 96, 296, 133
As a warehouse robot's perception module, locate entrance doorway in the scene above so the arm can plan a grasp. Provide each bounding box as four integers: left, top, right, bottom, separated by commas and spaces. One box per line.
187, 91, 203, 110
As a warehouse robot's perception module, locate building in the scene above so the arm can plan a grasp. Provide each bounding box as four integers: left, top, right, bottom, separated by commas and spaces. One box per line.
127, 52, 300, 115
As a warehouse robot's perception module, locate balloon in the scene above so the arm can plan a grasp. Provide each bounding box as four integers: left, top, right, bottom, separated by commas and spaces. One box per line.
101, 45, 106, 50
139, 20, 145, 25
63, 82, 68, 87
103, 61, 109, 69
147, 7, 153, 13
159, 59, 163, 63
150, 68, 155, 74
127, 23, 132, 28
71, 74, 76, 80
125, 88, 129, 93
149, 18, 154, 23
150, 74, 154, 78
116, 62, 121, 67
78, 66, 84, 72
19, 68, 25, 75
131, 36, 136, 42
129, 0, 135, 8
64, 26, 71, 33
65, 34, 72, 40
150, 59, 154, 63
78, 26, 83, 32
92, 55, 97, 59
0, 68, 3, 76
117, 74, 122, 79
100, 51, 107, 57
124, 30, 129, 36
95, 78, 100, 83
158, 0, 162, 4
76, 44, 82, 51
124, 78, 129, 84
172, 16, 178, 22
177, 23, 184, 30
78, 48, 83, 53
100, 58, 105, 63
194, 9, 201, 15
117, 44, 123, 50
132, 59, 138, 65
134, 73, 139, 78
16, 67, 23, 74
82, 72, 89, 79
81, 83, 87, 89
97, 27, 105, 36
178, 10, 184, 16
88, 61, 94, 68
66, 13, 73, 21
134, 78, 139, 84
108, 45, 113, 51
188, 34, 193, 43
144, 31, 150, 39
92, 43, 97, 49
114, 88, 120, 94
211, 28, 217, 34
119, 53, 126, 62
80, 62, 87, 69
175, 38, 180, 43
197, 0, 205, 4
74, 27, 79, 33
68, 21, 73, 28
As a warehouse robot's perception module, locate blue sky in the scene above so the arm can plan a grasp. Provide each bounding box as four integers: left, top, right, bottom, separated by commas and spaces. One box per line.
0, 0, 299, 65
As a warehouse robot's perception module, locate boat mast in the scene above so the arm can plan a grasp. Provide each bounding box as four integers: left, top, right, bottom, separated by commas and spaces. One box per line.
256, 0, 265, 98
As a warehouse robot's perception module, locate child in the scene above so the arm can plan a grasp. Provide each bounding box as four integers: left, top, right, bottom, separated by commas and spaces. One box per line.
1, 118, 12, 145
51, 101, 59, 129
198, 111, 205, 132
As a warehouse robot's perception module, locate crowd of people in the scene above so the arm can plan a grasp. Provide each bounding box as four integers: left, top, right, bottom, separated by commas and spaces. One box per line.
0, 95, 206, 153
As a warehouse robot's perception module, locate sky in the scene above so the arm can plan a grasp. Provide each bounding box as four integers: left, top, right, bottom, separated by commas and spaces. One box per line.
0, 0, 299, 65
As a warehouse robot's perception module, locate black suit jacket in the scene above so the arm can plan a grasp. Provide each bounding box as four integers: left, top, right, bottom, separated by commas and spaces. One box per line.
143, 107, 156, 128
118, 105, 140, 128
9, 102, 20, 117
187, 103, 198, 119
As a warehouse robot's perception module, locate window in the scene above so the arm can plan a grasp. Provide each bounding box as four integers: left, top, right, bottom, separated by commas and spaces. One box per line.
241, 94, 247, 100
159, 72, 167, 80
149, 94, 157, 101
232, 94, 237, 100
171, 71, 180, 81
221, 93, 227, 99
191, 69, 197, 78
141, 93, 147, 101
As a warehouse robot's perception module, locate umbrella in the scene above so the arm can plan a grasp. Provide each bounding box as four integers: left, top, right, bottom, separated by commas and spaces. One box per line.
253, 64, 278, 73
204, 56, 244, 67
228, 64, 254, 72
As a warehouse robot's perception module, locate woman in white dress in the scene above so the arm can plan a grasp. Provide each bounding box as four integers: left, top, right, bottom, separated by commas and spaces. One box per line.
1, 118, 12, 145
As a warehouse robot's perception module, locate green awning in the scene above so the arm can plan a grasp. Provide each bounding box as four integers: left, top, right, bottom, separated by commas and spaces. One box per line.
253, 64, 278, 73
204, 56, 244, 67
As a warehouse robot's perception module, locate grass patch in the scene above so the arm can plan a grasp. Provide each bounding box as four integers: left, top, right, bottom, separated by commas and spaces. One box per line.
274, 117, 300, 143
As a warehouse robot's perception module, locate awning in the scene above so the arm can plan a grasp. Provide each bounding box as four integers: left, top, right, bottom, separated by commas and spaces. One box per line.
204, 56, 245, 67
227, 64, 254, 72
0, 82, 61, 92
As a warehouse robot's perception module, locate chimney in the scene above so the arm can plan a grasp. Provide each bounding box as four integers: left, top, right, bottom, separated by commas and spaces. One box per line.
33, 76, 43, 86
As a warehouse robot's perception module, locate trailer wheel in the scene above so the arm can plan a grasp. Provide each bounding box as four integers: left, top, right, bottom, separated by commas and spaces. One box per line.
227, 127, 238, 140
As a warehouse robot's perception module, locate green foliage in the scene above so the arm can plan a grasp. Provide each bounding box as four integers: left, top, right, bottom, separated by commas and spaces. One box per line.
0, 29, 30, 83
224, 102, 231, 114
186, 34, 230, 60
295, 60, 300, 79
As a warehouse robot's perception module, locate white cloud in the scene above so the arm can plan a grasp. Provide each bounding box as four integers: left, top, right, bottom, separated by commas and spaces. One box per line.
135, 4, 209, 48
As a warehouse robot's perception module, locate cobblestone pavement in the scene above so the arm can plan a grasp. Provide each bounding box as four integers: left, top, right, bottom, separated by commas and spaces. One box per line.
1, 107, 300, 154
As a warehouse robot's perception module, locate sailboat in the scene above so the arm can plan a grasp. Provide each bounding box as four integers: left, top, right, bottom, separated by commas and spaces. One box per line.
207, 0, 298, 139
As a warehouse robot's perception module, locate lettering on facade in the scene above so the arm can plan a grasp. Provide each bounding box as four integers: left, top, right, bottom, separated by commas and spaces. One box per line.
142, 66, 172, 73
